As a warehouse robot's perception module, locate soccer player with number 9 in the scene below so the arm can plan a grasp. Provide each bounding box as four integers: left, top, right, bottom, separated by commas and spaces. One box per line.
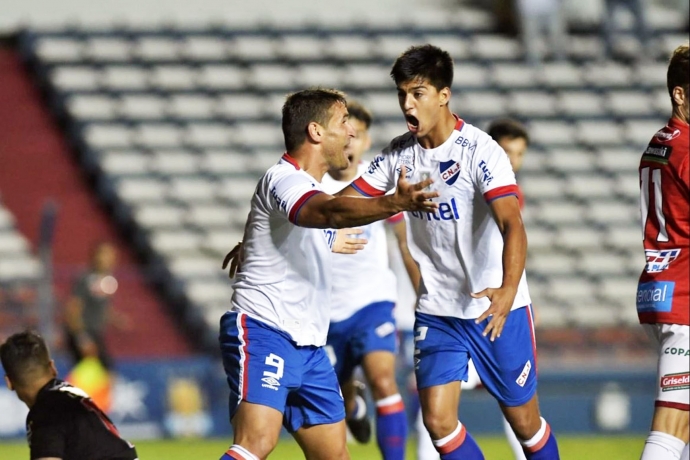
637, 44, 689, 460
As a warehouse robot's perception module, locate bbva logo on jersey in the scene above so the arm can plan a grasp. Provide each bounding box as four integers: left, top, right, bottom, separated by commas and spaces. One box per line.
439, 160, 461, 186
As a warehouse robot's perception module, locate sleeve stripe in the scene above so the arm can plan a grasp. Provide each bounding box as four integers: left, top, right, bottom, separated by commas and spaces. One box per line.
484, 184, 519, 203
288, 190, 322, 224
352, 177, 386, 197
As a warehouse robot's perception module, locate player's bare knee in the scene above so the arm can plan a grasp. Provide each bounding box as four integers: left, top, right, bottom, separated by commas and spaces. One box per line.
507, 412, 541, 440
422, 411, 457, 439
233, 433, 277, 458
369, 374, 398, 400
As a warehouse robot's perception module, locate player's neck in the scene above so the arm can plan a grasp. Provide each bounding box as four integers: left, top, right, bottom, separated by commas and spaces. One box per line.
327, 164, 358, 183
417, 109, 457, 150
16, 376, 53, 408
671, 106, 689, 125
286, 149, 328, 182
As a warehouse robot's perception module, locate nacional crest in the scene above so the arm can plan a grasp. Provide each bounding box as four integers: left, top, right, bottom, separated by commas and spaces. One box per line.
439, 160, 461, 186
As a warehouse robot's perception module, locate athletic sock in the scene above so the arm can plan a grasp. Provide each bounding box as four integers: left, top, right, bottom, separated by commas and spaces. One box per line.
375, 394, 408, 460
520, 417, 560, 459
432, 420, 484, 460
220, 445, 260, 460
349, 392, 367, 420
641, 431, 685, 460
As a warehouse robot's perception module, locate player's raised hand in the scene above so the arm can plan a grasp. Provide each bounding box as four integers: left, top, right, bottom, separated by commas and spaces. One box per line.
332, 228, 368, 254
222, 241, 244, 278
471, 286, 517, 342
393, 166, 439, 212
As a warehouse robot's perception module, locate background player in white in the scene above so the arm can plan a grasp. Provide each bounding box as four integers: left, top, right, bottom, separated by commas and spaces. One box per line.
414, 118, 533, 460
219, 89, 438, 460
637, 44, 689, 460
338, 45, 560, 460
321, 101, 417, 460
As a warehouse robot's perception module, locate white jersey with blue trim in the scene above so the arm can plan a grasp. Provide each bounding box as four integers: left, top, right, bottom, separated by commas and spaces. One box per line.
352, 118, 531, 320
322, 163, 398, 323
231, 154, 335, 346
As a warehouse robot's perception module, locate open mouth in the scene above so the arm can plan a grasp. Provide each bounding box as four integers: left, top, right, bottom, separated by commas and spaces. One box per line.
347, 153, 354, 163
405, 114, 419, 132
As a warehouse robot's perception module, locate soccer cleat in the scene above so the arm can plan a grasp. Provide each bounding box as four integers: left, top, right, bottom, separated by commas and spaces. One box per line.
346, 380, 372, 444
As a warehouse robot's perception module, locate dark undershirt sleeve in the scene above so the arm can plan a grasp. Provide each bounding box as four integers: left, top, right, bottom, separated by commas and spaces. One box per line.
30, 419, 66, 460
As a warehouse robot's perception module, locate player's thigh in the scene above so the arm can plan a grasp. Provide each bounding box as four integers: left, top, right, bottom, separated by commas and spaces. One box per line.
414, 312, 470, 390
293, 420, 350, 460
283, 346, 346, 433
231, 401, 284, 456
361, 350, 398, 399
467, 305, 538, 407
219, 312, 298, 421
645, 323, 690, 441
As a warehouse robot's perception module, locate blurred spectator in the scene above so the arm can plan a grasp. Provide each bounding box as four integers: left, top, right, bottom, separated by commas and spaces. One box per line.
64, 242, 127, 370
601, 0, 650, 59
516, 0, 568, 66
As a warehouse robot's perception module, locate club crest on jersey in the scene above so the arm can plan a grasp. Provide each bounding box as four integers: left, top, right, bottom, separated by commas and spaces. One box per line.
645, 248, 681, 273
439, 160, 461, 186
654, 128, 681, 142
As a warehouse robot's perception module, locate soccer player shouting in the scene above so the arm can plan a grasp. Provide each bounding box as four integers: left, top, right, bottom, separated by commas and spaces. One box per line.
219, 89, 438, 460
339, 45, 560, 460
637, 44, 689, 460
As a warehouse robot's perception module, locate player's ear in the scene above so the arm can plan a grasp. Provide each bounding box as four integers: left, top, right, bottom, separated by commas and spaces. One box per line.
439, 87, 451, 107
306, 121, 323, 144
4, 375, 13, 392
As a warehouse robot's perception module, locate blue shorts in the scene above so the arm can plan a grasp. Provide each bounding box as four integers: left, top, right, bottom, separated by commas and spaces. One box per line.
219, 311, 345, 432
414, 306, 538, 407
326, 301, 397, 383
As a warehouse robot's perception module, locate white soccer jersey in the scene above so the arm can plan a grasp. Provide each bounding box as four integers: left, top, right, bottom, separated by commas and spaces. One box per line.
231, 154, 336, 346
321, 163, 398, 323
352, 118, 531, 319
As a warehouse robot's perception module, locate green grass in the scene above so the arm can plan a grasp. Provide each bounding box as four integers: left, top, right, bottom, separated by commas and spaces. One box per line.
0, 436, 644, 459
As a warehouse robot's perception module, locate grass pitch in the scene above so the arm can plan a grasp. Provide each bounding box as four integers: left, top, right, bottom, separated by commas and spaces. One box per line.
0, 435, 644, 459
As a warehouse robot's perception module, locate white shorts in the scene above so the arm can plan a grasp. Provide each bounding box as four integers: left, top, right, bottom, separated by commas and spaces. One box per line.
643, 323, 690, 411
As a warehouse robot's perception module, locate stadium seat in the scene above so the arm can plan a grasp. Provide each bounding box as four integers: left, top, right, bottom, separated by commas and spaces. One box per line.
118, 95, 167, 119
607, 90, 655, 117
248, 64, 296, 90
83, 123, 132, 149
614, 172, 642, 200
216, 177, 259, 204
279, 35, 325, 61
230, 36, 277, 62
168, 94, 215, 119
538, 63, 585, 89
342, 64, 393, 90
133, 123, 183, 148
471, 35, 522, 61
633, 61, 669, 88
557, 90, 606, 117
623, 119, 665, 147
150, 65, 197, 90
596, 147, 643, 173
566, 173, 614, 198
180, 36, 228, 61
583, 62, 633, 88
547, 149, 596, 174
235, 123, 283, 148
133, 204, 185, 229
567, 36, 605, 61
325, 35, 374, 61
604, 225, 642, 251
215, 94, 264, 120
578, 252, 628, 277
491, 64, 537, 89
133, 37, 180, 62
537, 201, 586, 226
84, 37, 132, 62
101, 65, 149, 90
588, 200, 637, 225
201, 229, 245, 256
115, 177, 167, 204
247, 151, 281, 174
528, 121, 576, 146
66, 95, 116, 120
364, 92, 404, 118
197, 65, 246, 90
100, 151, 150, 177
0, 258, 43, 281
150, 229, 202, 255
294, 64, 344, 88
598, 277, 639, 310
569, 304, 620, 327
0, 207, 16, 229
534, 304, 569, 328
185, 279, 233, 305
185, 205, 236, 229
454, 91, 507, 119
449, 64, 489, 90
447, 8, 494, 31
652, 89, 671, 116
35, 38, 83, 63
0, 232, 31, 254
150, 150, 200, 176
199, 150, 249, 176
553, 227, 603, 251
50, 66, 100, 91
167, 255, 221, 279
525, 225, 555, 251
520, 174, 567, 200
549, 278, 599, 306
508, 91, 557, 117
575, 121, 624, 146
184, 123, 232, 148
168, 177, 217, 203
421, 35, 470, 61
527, 252, 577, 277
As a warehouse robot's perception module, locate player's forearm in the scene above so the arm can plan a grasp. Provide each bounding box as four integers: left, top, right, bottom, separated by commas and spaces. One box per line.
500, 220, 527, 293
309, 195, 402, 229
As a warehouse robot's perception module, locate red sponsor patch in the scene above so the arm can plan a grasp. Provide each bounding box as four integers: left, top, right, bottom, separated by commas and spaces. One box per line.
661, 372, 690, 392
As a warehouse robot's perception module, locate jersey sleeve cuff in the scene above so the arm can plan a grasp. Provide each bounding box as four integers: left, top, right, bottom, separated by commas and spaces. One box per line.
288, 190, 322, 224
484, 184, 519, 203
352, 177, 386, 197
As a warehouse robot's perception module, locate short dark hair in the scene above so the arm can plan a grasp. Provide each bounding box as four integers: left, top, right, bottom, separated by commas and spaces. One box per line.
0, 330, 52, 386
345, 100, 373, 129
282, 88, 347, 152
390, 44, 454, 91
487, 118, 530, 145
667, 44, 689, 99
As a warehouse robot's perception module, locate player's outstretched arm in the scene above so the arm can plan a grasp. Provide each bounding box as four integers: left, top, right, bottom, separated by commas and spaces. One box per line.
391, 218, 421, 293
296, 167, 438, 229
471, 195, 527, 341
